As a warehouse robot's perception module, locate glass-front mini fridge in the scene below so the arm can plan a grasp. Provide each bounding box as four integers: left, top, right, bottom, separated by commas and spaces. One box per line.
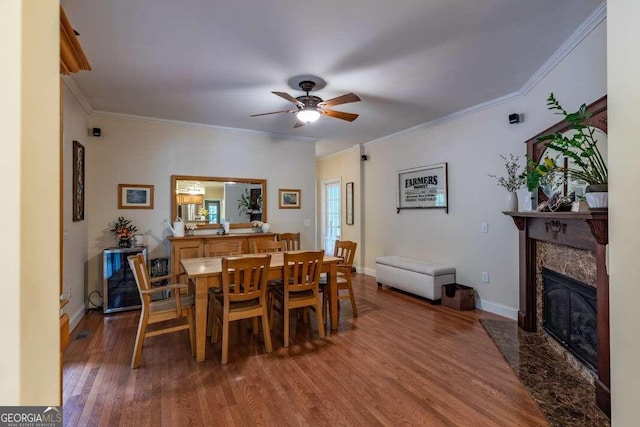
103, 246, 147, 313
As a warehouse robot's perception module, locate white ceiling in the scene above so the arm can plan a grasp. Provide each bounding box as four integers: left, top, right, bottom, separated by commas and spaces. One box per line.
62, 0, 602, 157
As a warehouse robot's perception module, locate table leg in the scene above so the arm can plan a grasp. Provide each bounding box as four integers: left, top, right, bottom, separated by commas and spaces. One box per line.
329, 263, 338, 330
194, 277, 208, 362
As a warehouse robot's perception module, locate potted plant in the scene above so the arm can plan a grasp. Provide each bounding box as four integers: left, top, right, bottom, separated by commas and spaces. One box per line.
110, 216, 138, 248
525, 93, 608, 207
489, 154, 525, 211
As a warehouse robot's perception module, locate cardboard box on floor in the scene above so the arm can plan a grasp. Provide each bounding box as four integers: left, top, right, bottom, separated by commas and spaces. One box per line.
441, 284, 475, 310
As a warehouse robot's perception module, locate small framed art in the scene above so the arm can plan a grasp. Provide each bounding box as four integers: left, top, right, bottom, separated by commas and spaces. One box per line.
279, 189, 301, 209
118, 184, 154, 209
346, 182, 354, 225
72, 141, 85, 221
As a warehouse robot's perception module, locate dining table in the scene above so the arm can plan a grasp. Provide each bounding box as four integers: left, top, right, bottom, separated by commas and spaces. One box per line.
181, 251, 342, 362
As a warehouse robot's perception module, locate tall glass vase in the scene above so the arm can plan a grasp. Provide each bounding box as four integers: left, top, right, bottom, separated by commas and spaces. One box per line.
506, 192, 518, 212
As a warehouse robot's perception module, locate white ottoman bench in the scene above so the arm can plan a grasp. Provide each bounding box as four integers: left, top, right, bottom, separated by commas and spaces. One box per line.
375, 256, 455, 302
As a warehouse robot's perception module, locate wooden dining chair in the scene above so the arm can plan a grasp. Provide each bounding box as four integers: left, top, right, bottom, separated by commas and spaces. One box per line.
321, 240, 358, 319
211, 255, 273, 364
271, 250, 325, 347
205, 240, 244, 335
128, 254, 195, 368
277, 232, 301, 251
204, 241, 243, 257
252, 240, 286, 253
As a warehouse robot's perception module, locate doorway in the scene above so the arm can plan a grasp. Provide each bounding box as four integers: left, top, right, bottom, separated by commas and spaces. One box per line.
322, 179, 341, 255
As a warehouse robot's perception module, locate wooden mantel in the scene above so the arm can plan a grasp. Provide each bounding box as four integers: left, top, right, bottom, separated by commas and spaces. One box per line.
505, 209, 610, 416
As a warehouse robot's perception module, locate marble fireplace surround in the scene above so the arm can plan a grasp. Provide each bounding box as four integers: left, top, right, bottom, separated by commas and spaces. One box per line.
537, 243, 597, 384
505, 210, 609, 417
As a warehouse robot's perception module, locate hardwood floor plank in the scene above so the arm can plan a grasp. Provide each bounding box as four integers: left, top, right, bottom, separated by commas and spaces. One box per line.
63, 274, 548, 426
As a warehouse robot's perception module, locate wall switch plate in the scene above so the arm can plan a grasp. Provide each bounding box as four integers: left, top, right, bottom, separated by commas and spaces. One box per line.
481, 222, 489, 233
303, 219, 311, 227
481, 272, 490, 283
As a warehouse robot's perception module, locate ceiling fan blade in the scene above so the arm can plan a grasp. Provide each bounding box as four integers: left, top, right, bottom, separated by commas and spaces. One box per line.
320, 109, 359, 122
272, 91, 302, 105
318, 93, 361, 108
250, 109, 296, 117
293, 119, 306, 128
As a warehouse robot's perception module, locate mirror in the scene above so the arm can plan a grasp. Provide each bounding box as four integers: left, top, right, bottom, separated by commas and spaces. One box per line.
526, 95, 607, 202
171, 175, 267, 230
538, 127, 608, 198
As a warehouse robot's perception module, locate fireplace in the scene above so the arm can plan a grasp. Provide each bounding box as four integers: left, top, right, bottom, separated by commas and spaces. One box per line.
506, 209, 609, 416
542, 268, 597, 371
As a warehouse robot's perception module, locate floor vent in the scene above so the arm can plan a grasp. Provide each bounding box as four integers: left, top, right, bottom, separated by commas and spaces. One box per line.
74, 329, 92, 340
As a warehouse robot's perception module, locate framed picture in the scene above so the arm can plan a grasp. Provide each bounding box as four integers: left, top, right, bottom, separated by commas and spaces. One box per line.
279, 188, 301, 209
397, 162, 448, 213
346, 182, 354, 225
118, 184, 154, 209
72, 141, 85, 221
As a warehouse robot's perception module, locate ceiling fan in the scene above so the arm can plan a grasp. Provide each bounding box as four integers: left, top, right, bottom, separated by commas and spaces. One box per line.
250, 80, 361, 128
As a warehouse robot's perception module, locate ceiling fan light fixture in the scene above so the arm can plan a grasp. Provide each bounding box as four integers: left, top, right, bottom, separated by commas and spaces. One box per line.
297, 108, 320, 123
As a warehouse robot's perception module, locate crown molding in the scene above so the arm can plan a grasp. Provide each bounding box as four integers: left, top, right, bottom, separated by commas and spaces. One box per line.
363, 1, 606, 151
61, 76, 93, 115
363, 91, 521, 149
520, 1, 607, 96
317, 144, 361, 161
90, 110, 318, 143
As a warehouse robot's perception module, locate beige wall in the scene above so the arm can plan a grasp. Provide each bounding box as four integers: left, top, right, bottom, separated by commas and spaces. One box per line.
608, 1, 640, 424
0, 0, 60, 404
62, 83, 89, 328
316, 145, 362, 267
85, 115, 317, 302
339, 21, 607, 318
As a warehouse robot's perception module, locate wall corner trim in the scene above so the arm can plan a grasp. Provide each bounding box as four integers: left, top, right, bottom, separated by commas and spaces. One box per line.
62, 75, 93, 115
520, 1, 607, 96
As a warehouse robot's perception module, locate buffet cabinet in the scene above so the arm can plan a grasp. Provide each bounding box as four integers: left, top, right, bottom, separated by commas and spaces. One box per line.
168, 233, 277, 277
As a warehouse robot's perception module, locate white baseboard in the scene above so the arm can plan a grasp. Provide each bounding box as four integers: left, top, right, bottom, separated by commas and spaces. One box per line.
69, 305, 86, 333
475, 298, 518, 320
361, 267, 518, 320
363, 267, 376, 277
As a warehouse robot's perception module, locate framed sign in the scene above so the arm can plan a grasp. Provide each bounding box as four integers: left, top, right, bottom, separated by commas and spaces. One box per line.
279, 189, 301, 209
346, 182, 354, 225
118, 184, 154, 209
397, 162, 448, 213
72, 141, 85, 221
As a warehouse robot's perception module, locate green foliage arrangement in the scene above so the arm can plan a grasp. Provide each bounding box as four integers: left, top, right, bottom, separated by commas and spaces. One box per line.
523, 93, 607, 191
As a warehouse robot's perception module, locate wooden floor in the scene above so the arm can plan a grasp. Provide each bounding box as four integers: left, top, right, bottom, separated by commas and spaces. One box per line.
63, 274, 548, 426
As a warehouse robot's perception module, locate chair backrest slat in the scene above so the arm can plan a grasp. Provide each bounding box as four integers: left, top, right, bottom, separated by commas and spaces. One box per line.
205, 241, 243, 257
334, 240, 357, 268
278, 232, 301, 251
222, 255, 271, 303
284, 250, 324, 294
253, 240, 286, 254
128, 254, 151, 302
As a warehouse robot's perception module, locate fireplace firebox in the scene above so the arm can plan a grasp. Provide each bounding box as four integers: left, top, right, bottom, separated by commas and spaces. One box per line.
542, 268, 597, 371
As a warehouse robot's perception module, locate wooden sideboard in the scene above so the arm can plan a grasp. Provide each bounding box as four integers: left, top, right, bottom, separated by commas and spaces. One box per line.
168, 233, 277, 277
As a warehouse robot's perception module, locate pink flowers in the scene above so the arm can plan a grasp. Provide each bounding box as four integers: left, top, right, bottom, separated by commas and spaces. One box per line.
111, 217, 137, 241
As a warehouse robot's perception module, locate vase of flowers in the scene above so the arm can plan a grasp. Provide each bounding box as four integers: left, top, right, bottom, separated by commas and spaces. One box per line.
185, 223, 198, 236
110, 216, 137, 248
489, 154, 525, 212
251, 220, 264, 233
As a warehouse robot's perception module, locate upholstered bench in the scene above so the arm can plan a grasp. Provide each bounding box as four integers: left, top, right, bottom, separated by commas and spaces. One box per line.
375, 256, 455, 302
